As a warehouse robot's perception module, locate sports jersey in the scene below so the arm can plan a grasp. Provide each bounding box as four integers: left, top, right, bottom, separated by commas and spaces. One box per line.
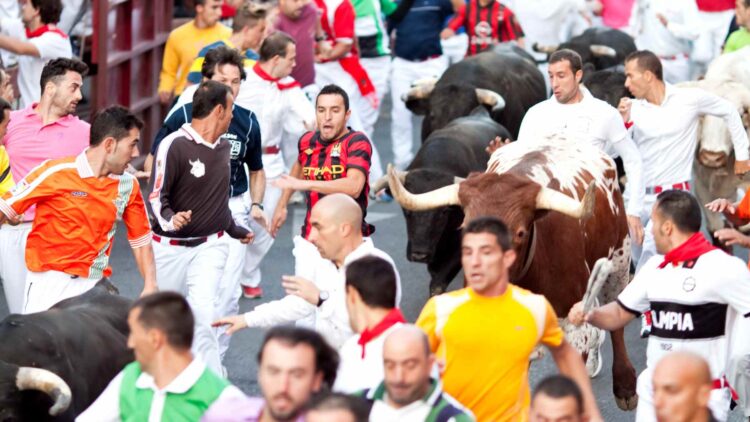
725, 28, 750, 54
618, 236, 750, 382
389, 0, 454, 61
151, 101, 263, 198
353, 0, 414, 57
361, 378, 475, 422
0, 146, 12, 195
297, 129, 373, 238
417, 285, 564, 421
186, 39, 259, 85
0, 152, 151, 279
447, 0, 524, 56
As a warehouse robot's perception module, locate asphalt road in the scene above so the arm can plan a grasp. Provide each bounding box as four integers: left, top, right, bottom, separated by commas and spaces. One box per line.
0, 99, 745, 421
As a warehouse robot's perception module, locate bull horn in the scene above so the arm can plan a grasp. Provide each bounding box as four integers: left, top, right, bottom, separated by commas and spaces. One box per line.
532, 42, 558, 54
16, 367, 72, 416
372, 170, 408, 193
454, 176, 465, 183
401, 77, 438, 102
535, 183, 597, 220
387, 164, 460, 211
590, 44, 617, 58
475, 89, 506, 113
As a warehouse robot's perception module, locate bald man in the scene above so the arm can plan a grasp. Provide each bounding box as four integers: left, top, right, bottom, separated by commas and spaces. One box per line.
359, 325, 475, 421
213, 194, 399, 349
652, 352, 717, 422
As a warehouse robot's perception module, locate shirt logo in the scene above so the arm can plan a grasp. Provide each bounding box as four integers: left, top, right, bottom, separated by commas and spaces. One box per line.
189, 159, 205, 178
682, 277, 696, 292
330, 143, 342, 158
71, 191, 88, 197
304, 148, 314, 155
652, 310, 694, 332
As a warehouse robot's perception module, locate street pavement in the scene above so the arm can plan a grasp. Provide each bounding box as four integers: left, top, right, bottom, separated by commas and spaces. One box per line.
0, 98, 745, 421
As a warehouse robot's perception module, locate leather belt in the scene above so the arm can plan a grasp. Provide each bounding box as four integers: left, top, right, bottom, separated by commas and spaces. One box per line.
152, 231, 224, 247
645, 181, 690, 195
263, 146, 280, 154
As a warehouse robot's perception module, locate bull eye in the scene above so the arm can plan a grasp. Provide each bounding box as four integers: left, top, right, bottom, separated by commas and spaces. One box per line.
516, 228, 527, 239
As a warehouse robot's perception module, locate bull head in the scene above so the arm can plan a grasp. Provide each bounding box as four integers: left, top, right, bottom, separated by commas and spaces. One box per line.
386, 164, 597, 220
589, 44, 617, 58
402, 81, 506, 115
0, 360, 71, 416
533, 43, 559, 54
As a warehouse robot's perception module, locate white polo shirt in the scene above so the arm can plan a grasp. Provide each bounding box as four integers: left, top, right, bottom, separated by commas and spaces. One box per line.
334, 322, 404, 393
618, 248, 750, 379
0, 19, 72, 108
629, 83, 750, 188
517, 88, 645, 217
630, 0, 701, 58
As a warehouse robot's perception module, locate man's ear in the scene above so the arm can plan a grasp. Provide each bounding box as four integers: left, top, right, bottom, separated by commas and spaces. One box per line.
103, 136, 117, 153
502, 248, 517, 269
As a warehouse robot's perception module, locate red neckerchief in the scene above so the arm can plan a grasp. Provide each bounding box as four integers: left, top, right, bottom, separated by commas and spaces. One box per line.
658, 232, 717, 269
26, 25, 68, 39
252, 63, 300, 90
357, 309, 406, 358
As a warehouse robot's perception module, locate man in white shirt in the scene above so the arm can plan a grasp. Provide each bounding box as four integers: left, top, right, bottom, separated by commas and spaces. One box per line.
568, 190, 750, 422
77, 292, 248, 422
619, 50, 750, 270
628, 0, 701, 83
0, 0, 72, 107
334, 255, 404, 393
213, 193, 400, 349
516, 49, 645, 245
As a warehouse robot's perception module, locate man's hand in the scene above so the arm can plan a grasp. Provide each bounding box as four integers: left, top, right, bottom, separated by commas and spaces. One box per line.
735, 159, 750, 175
714, 228, 750, 248
656, 13, 668, 27
705, 198, 736, 214
618, 97, 632, 123
440, 28, 455, 40
171, 210, 192, 230
270, 206, 288, 238
239, 231, 255, 245
251, 206, 269, 231
281, 275, 320, 305
212, 314, 249, 335
158, 91, 172, 105
486, 136, 512, 155
567, 301, 590, 327
1, 214, 22, 226
627, 215, 644, 245
272, 174, 305, 191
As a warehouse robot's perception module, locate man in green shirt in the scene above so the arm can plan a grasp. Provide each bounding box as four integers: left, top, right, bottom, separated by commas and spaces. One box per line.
724, 0, 750, 53
76, 292, 248, 422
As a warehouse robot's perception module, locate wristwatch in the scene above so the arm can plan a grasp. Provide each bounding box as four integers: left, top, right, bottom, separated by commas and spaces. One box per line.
317, 290, 330, 307
251, 202, 264, 211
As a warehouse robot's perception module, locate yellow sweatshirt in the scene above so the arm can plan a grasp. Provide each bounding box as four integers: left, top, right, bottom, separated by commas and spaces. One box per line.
158, 20, 231, 96
0, 146, 14, 196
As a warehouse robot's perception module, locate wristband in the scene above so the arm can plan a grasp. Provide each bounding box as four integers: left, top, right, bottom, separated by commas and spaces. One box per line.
251, 202, 264, 211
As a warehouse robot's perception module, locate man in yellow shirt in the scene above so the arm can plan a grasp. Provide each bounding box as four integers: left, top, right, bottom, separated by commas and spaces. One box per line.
158, 0, 231, 104
0, 98, 13, 195
416, 217, 602, 422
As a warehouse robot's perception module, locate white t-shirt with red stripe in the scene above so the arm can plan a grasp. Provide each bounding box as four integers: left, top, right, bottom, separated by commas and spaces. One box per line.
315, 0, 357, 59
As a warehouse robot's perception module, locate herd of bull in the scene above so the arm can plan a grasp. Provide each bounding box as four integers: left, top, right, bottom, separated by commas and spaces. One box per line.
0, 28, 749, 421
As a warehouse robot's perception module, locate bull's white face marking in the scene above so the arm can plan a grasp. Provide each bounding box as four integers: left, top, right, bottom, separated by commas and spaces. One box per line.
487, 136, 619, 214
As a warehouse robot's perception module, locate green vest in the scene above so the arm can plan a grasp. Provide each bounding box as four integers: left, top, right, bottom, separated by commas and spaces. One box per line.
119, 361, 229, 422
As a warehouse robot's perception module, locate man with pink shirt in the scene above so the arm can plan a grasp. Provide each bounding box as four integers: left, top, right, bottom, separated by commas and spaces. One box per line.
0, 57, 89, 314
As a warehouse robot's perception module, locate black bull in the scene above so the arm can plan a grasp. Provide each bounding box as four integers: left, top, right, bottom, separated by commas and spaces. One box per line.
0, 280, 132, 421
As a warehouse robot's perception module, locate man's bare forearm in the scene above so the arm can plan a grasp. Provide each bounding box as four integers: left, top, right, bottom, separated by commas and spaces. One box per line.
132, 244, 157, 291
551, 341, 603, 421
588, 301, 635, 331
249, 170, 266, 204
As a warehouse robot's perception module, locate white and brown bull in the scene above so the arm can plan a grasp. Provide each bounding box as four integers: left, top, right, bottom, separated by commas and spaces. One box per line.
387, 136, 638, 410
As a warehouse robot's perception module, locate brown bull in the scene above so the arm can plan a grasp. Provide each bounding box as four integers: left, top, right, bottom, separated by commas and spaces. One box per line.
388, 137, 638, 410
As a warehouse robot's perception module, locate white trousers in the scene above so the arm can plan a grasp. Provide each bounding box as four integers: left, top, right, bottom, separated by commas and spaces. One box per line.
0, 222, 31, 314
361, 55, 391, 113
389, 56, 448, 170
153, 236, 227, 375
631, 192, 656, 273
241, 180, 282, 288
692, 9, 735, 65
661, 54, 691, 84
314, 61, 384, 183
23, 270, 99, 314
635, 366, 730, 421
440, 33, 468, 65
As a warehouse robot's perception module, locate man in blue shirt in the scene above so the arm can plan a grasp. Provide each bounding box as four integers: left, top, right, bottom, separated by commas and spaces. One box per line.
388, 0, 457, 171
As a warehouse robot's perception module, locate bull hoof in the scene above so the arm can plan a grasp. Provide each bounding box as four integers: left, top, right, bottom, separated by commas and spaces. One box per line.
615, 394, 638, 411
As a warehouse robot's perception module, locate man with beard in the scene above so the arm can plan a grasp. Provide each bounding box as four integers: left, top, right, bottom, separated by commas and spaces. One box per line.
359, 325, 474, 422
0, 58, 89, 314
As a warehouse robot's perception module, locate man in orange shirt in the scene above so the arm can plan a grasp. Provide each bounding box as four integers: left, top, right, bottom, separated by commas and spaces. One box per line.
0, 106, 157, 313
416, 217, 601, 422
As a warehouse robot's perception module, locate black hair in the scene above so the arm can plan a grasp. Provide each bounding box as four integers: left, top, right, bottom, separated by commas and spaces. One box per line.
258, 326, 340, 388
655, 190, 702, 234
191, 80, 232, 119
0, 98, 11, 123
549, 49, 583, 74
201, 45, 247, 81
345, 256, 398, 309
31, 0, 63, 25
131, 292, 194, 350
625, 50, 664, 81
462, 216, 512, 251
532, 375, 584, 415
39, 58, 88, 94
316, 84, 350, 111
89, 105, 144, 147
259, 31, 296, 62
307, 393, 370, 422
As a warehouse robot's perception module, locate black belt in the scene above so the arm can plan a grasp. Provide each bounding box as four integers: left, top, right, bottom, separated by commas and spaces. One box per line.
152, 231, 224, 247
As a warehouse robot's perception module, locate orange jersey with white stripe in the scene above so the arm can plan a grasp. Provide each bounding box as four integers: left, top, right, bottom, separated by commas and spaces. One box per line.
417, 285, 564, 422
0, 153, 151, 278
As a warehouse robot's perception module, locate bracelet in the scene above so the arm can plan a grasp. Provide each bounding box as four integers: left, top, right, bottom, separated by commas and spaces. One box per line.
251, 202, 264, 211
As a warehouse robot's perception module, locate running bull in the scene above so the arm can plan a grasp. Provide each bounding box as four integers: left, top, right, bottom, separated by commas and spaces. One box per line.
374, 108, 512, 296
534, 27, 637, 71
0, 280, 132, 421
387, 136, 638, 410
403, 49, 546, 140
